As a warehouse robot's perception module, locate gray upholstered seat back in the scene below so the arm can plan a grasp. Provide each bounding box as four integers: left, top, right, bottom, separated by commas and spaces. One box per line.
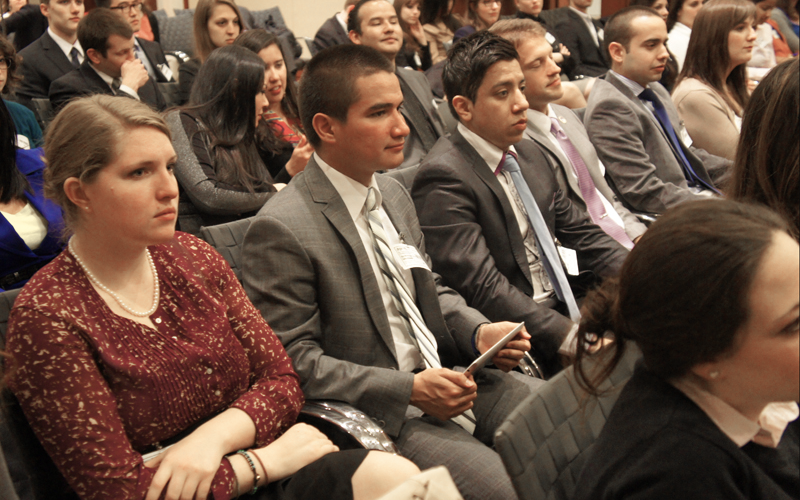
198, 217, 254, 282
495, 345, 642, 500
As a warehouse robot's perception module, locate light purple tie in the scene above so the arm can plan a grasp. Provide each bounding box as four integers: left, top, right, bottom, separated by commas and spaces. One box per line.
549, 117, 634, 250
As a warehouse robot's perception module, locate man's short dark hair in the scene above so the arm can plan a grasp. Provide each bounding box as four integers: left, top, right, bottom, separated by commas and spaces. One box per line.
78, 8, 134, 57
347, 0, 390, 35
94, 0, 113, 8
442, 31, 518, 122
299, 44, 394, 148
603, 6, 661, 61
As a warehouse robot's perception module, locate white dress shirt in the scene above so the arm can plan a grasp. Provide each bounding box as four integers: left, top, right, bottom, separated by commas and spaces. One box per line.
91, 66, 140, 101
47, 27, 84, 64
316, 153, 424, 372
667, 22, 691, 72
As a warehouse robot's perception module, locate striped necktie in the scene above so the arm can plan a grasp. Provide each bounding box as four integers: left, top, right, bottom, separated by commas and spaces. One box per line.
364, 187, 476, 433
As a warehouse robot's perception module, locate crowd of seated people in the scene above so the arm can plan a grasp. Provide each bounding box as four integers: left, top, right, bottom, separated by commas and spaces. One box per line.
0, 0, 797, 498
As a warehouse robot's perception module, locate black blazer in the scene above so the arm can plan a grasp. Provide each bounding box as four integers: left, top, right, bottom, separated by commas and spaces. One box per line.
1, 4, 48, 52
16, 31, 77, 107
412, 131, 628, 371
137, 37, 172, 82
549, 7, 609, 79
49, 60, 166, 112
312, 15, 351, 55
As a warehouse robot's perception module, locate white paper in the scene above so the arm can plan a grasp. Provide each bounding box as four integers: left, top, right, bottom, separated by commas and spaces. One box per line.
158, 64, 174, 82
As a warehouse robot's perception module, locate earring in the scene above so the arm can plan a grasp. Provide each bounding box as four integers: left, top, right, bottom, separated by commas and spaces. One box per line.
710, 371, 720, 379
84, 206, 90, 210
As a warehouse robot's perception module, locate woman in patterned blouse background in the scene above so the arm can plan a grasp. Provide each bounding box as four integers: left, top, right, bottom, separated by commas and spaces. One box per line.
4, 95, 419, 500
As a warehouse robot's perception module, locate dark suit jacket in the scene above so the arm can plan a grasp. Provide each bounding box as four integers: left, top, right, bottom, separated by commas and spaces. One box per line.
396, 67, 447, 169
49, 60, 166, 112
412, 131, 628, 370
584, 72, 730, 214
242, 158, 488, 437
1, 4, 48, 52
312, 15, 351, 55
549, 7, 608, 79
17, 31, 76, 106
575, 367, 800, 500
137, 37, 172, 83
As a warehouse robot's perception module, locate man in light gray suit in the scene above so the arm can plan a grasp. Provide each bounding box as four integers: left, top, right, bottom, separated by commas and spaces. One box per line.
492, 18, 646, 245
348, 0, 447, 169
583, 6, 730, 215
242, 44, 540, 500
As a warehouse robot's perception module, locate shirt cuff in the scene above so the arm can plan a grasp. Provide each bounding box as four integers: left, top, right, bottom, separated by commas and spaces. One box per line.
557, 323, 580, 356
118, 84, 141, 101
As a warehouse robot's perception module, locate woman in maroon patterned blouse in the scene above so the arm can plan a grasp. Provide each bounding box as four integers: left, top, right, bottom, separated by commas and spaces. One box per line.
4, 95, 419, 500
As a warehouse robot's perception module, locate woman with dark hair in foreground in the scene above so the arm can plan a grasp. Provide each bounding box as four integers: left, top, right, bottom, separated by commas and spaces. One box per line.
573, 198, 799, 500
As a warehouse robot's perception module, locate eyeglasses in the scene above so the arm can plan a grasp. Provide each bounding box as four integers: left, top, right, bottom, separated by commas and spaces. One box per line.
110, 2, 143, 13
0, 58, 10, 70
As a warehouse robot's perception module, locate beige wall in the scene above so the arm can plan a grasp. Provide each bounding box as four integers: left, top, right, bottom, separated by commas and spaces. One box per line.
163, 0, 343, 39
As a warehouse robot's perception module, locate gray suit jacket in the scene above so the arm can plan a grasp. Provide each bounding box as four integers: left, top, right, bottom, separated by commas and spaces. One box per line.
584, 72, 731, 214
524, 105, 647, 241
242, 158, 488, 437
396, 67, 447, 169
412, 131, 628, 373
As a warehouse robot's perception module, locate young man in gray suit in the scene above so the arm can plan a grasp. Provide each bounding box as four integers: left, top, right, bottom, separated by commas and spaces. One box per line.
491, 18, 646, 247
412, 32, 628, 377
242, 44, 541, 500
584, 6, 730, 215
348, 0, 446, 169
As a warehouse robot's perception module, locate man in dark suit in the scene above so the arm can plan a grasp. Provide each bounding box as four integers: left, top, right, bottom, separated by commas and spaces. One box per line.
584, 6, 730, 215
547, 0, 608, 79
242, 44, 541, 500
16, 0, 84, 107
348, 0, 446, 169
97, 0, 174, 82
1, 3, 49, 52
312, 0, 357, 54
491, 18, 646, 245
412, 32, 628, 375
49, 9, 165, 112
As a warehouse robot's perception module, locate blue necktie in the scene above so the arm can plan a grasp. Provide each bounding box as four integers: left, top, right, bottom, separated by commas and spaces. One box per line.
502, 153, 581, 322
70, 47, 80, 69
639, 88, 720, 194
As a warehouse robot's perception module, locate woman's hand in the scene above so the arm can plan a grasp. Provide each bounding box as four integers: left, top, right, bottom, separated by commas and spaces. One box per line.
251, 423, 339, 483
144, 433, 227, 500
285, 135, 314, 177
408, 21, 429, 47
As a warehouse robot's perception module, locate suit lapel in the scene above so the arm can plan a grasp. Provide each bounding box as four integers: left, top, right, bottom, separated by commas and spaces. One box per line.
396, 69, 445, 136
137, 38, 167, 82
525, 111, 584, 203
451, 130, 534, 287
41, 32, 78, 75
305, 160, 399, 362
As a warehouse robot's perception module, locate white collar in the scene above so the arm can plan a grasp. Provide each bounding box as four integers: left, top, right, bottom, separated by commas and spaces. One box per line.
314, 152, 381, 222
456, 122, 518, 176
47, 27, 83, 58
91, 66, 116, 88
610, 70, 648, 96
526, 105, 557, 135
569, 6, 593, 21
670, 22, 691, 35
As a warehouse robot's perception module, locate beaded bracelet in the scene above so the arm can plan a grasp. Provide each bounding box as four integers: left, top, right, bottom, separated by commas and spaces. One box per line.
236, 449, 261, 495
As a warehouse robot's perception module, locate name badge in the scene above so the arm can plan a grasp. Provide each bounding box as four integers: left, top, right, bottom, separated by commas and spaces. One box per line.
679, 125, 693, 147
545, 32, 556, 45
157, 63, 174, 82
392, 244, 430, 271
557, 246, 580, 276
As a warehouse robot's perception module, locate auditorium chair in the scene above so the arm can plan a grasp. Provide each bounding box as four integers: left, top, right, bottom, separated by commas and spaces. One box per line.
495, 344, 642, 500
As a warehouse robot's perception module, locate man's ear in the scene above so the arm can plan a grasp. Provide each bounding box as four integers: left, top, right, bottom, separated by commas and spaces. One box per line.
348, 30, 361, 45
86, 48, 103, 66
40, 2, 49, 17
312, 113, 337, 146
607, 41, 626, 65
451, 95, 473, 123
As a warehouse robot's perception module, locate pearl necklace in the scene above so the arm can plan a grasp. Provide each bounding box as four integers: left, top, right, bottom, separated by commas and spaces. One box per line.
68, 238, 160, 317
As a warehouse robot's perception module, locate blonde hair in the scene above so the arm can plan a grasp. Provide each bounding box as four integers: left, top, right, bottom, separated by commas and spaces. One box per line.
193, 0, 243, 62
489, 18, 549, 48
44, 95, 171, 229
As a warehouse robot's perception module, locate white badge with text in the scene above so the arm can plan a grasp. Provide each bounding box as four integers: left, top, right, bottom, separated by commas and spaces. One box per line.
557, 246, 580, 276
393, 244, 430, 271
